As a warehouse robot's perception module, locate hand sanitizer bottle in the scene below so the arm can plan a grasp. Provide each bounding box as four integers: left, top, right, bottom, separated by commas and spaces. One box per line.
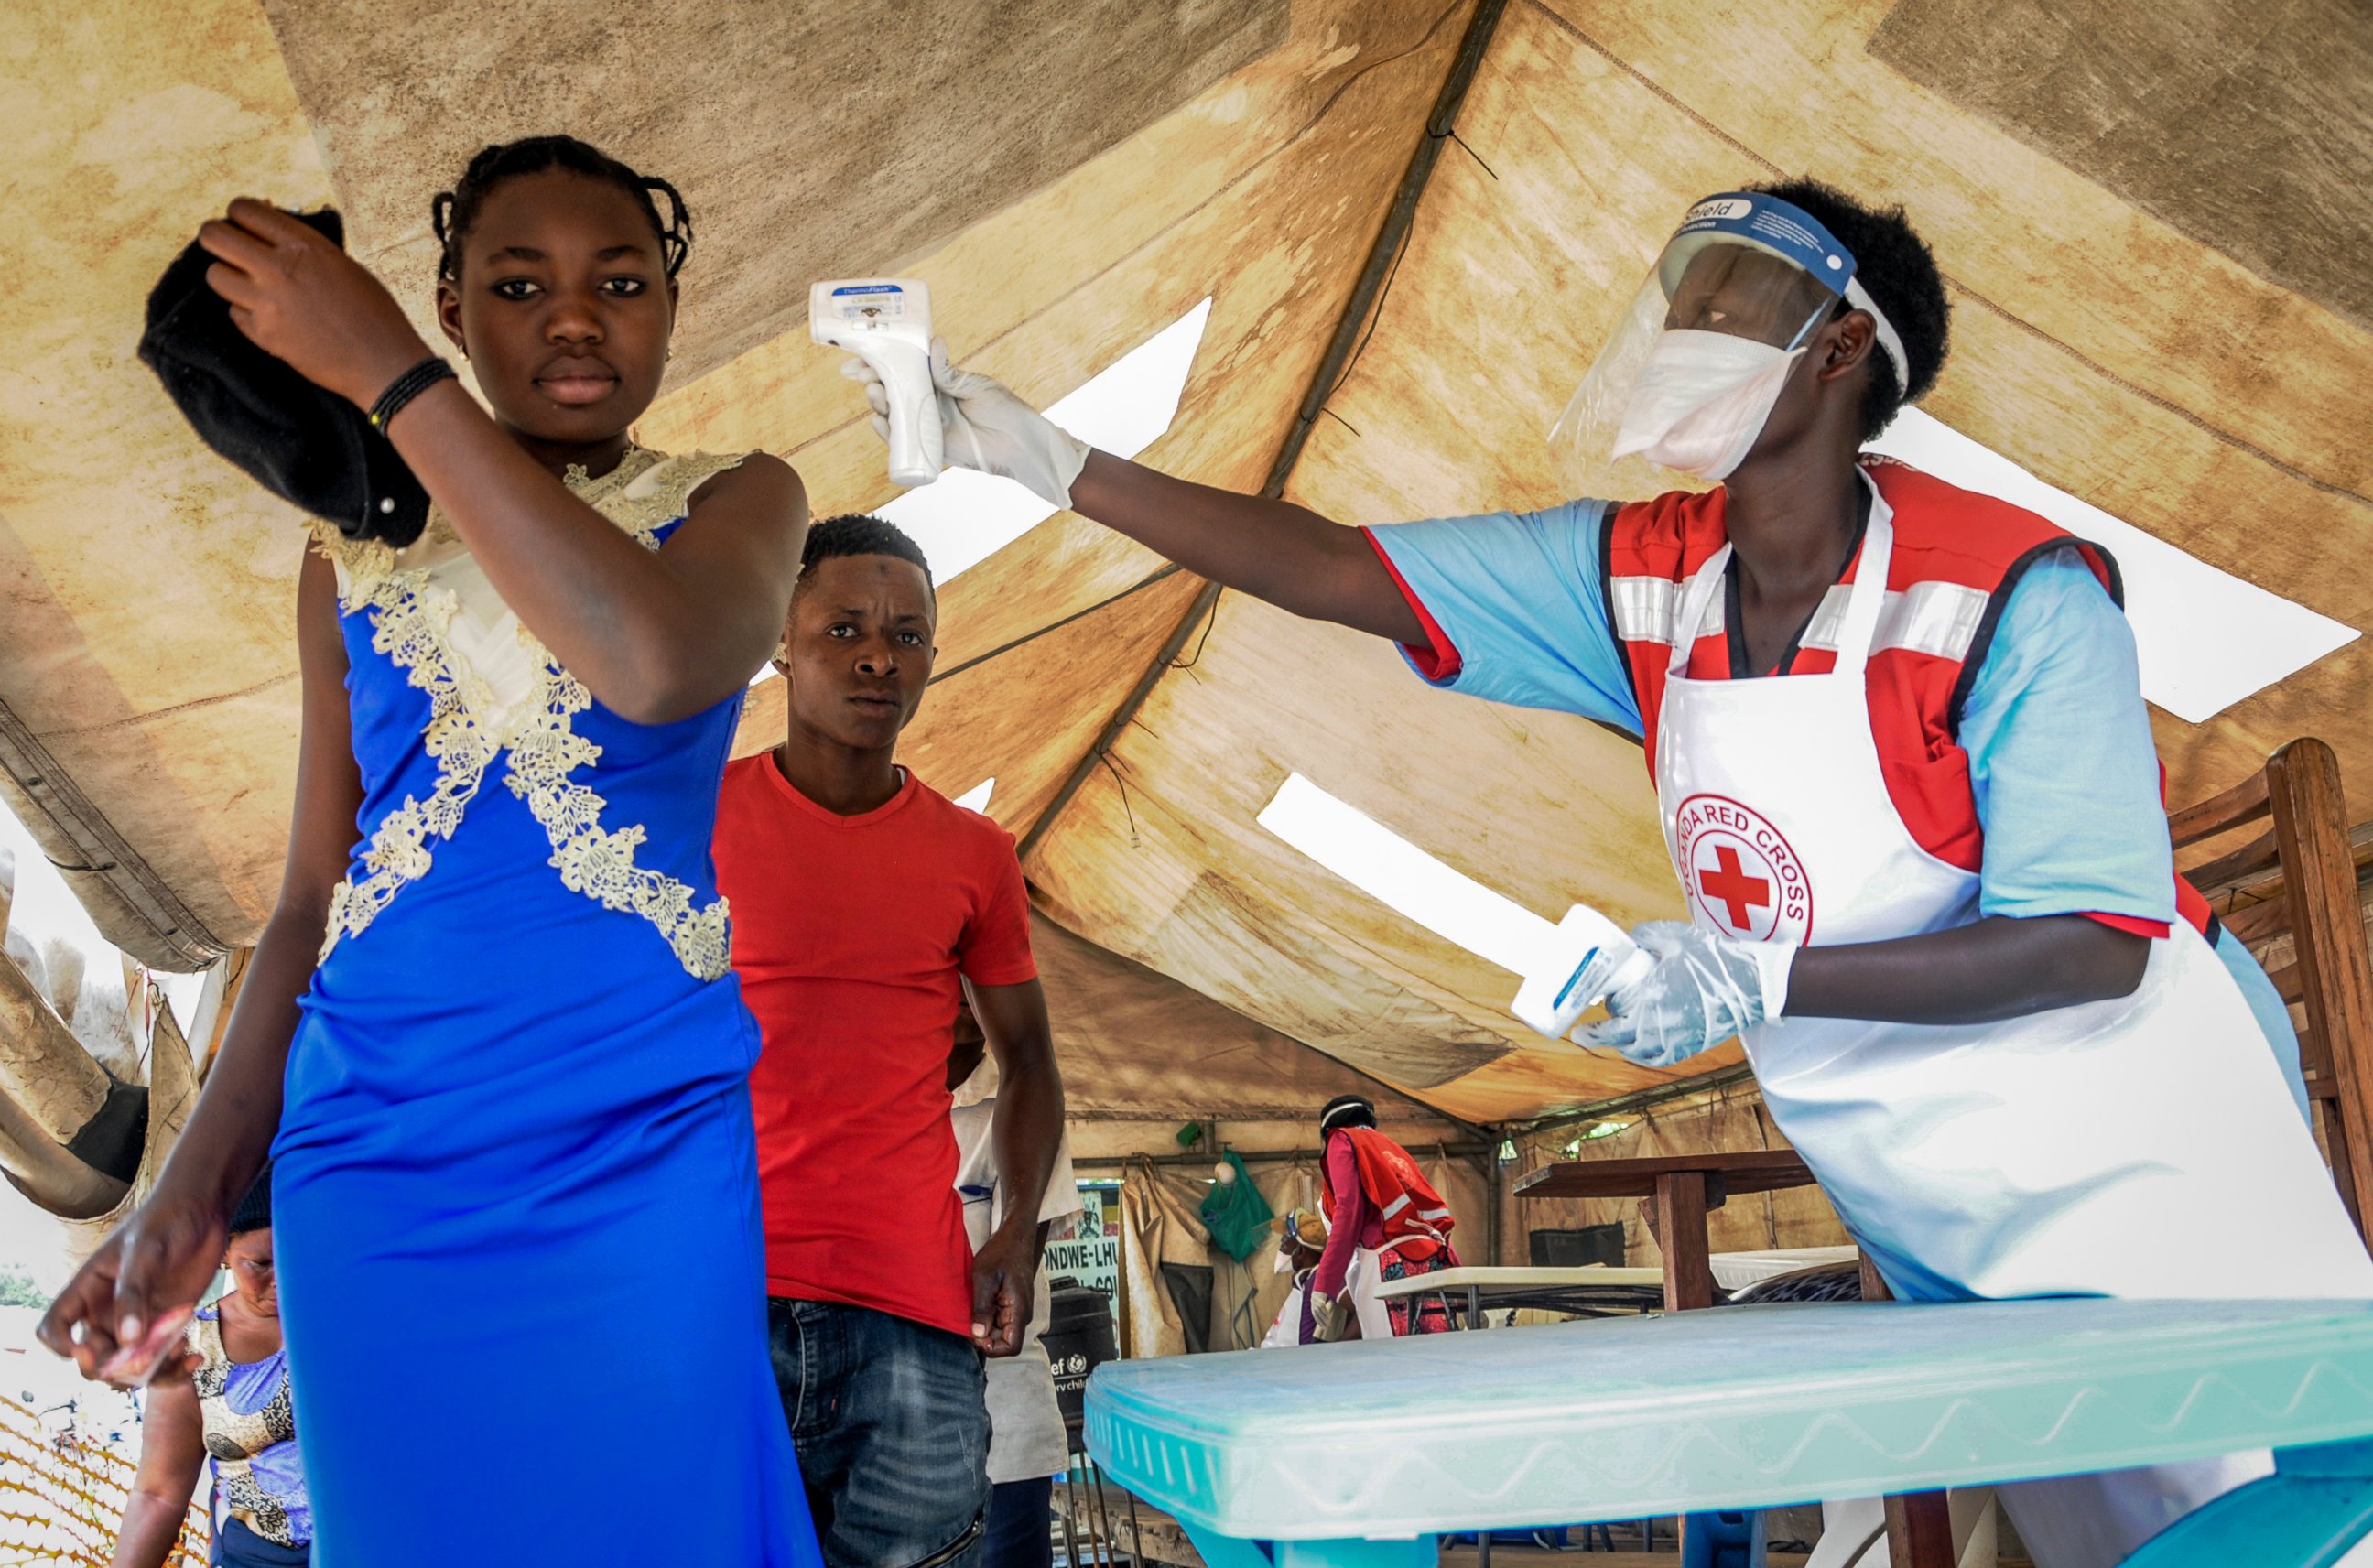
1512, 904, 1656, 1041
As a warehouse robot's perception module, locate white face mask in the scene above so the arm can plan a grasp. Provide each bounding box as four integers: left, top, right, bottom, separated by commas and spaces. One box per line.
1611, 329, 1805, 481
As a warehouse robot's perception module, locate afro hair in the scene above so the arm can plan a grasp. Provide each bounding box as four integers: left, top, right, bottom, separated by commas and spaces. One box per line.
1750, 177, 1950, 442
795, 514, 935, 602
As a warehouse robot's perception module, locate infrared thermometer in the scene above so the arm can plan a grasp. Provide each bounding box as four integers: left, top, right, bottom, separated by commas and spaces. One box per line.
1511, 903, 1656, 1040
811, 278, 940, 488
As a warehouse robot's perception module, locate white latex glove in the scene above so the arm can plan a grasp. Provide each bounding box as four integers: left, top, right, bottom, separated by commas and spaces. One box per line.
842, 339, 1090, 509
1578, 920, 1794, 1067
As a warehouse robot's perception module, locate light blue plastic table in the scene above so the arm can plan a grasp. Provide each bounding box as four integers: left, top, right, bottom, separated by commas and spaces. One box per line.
1084, 1299, 2373, 1568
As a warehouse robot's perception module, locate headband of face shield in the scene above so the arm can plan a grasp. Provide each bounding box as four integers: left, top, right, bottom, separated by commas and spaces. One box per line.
1551, 193, 1911, 482
1270, 1206, 1329, 1271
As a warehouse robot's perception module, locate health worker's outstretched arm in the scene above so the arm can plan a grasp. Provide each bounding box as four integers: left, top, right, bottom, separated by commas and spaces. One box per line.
1068, 452, 1425, 644
847, 346, 1425, 646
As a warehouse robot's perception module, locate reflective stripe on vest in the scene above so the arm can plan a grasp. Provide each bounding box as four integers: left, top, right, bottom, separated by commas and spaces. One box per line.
1604, 460, 2123, 761
1611, 575, 1993, 664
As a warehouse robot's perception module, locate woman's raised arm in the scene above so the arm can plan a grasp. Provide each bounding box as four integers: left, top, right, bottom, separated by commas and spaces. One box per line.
195, 199, 807, 725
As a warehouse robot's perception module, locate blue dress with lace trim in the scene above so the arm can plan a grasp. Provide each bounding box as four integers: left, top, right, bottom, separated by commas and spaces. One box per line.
271, 449, 818, 1566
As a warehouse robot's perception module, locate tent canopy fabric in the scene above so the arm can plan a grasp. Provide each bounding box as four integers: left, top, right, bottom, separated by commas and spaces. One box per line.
5, 0, 2366, 1126
980, 912, 1470, 1156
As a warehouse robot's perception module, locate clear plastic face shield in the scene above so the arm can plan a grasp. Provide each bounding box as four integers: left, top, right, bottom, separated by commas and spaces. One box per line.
1551, 192, 1908, 487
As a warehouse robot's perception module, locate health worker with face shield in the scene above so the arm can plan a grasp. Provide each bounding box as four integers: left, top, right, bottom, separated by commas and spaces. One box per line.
840, 178, 2372, 1568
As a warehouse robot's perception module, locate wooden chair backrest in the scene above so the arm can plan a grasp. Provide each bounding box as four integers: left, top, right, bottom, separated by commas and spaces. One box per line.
2172, 738, 2373, 1234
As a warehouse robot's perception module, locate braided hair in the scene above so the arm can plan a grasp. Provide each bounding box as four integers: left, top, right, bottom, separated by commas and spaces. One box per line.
431, 135, 692, 281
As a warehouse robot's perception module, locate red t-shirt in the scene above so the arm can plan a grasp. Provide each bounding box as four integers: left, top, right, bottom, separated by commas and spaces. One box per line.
714, 756, 1037, 1336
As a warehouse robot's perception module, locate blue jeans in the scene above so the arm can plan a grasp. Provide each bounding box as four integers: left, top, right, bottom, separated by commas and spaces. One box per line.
769, 1298, 990, 1568
981, 1477, 1054, 1568
211, 1519, 309, 1567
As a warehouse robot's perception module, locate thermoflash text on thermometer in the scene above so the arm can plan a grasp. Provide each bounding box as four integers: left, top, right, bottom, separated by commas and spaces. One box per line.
810, 279, 939, 488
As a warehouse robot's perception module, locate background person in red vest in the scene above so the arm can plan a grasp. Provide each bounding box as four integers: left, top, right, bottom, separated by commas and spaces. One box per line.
1306, 1096, 1459, 1343
840, 179, 2369, 1567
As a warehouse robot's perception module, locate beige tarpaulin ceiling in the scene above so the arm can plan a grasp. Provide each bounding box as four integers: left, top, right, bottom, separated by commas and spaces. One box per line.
986, 913, 1473, 1158
3, 0, 2367, 1126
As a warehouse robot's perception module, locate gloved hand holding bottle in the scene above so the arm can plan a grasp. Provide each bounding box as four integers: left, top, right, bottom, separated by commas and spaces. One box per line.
1579, 921, 1795, 1066
841, 341, 1089, 509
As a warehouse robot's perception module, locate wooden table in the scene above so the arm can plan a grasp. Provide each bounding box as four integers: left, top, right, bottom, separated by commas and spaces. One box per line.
1512, 1149, 1818, 1311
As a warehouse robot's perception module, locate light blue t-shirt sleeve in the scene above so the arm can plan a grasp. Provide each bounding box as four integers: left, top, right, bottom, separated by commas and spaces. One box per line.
1961, 549, 2174, 924
1363, 502, 1644, 736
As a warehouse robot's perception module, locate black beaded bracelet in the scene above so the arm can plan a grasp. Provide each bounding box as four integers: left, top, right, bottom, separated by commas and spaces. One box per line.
366, 357, 457, 435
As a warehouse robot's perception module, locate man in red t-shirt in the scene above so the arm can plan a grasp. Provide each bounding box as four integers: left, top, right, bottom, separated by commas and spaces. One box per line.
715, 514, 1066, 1568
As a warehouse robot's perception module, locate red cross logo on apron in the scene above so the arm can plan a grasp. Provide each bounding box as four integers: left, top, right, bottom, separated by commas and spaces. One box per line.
1670, 793, 1814, 944
1698, 844, 1770, 931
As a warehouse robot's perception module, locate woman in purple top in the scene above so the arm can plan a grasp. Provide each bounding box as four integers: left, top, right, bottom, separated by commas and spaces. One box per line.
111, 1167, 309, 1568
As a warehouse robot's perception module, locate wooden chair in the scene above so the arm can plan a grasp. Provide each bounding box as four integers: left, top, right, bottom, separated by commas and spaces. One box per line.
2171, 737, 2373, 1236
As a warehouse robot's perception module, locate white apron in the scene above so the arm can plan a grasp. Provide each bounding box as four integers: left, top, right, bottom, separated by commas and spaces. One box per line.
1652, 480, 2373, 1567
1344, 1238, 1429, 1341
1262, 1277, 1310, 1348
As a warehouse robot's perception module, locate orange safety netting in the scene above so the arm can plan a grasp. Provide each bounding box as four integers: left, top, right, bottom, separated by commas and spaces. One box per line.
0, 1393, 207, 1566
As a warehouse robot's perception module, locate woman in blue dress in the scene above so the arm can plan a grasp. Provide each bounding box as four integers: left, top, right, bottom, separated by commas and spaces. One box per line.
45, 136, 820, 1566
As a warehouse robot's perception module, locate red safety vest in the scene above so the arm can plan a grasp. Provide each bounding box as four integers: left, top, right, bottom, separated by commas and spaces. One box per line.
1603, 456, 2213, 937
1321, 1127, 1457, 1260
